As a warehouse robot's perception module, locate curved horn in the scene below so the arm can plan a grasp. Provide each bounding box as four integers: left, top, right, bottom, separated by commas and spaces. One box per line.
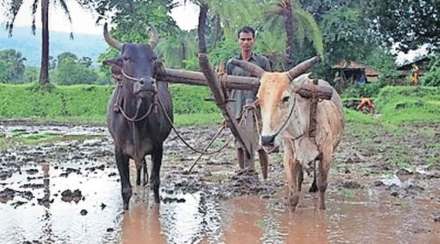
147, 26, 159, 49
230, 59, 265, 77
103, 23, 122, 50
286, 56, 320, 81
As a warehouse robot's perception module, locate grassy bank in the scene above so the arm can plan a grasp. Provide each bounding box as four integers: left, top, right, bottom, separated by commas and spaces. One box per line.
0, 83, 221, 126
0, 83, 438, 126
375, 86, 440, 124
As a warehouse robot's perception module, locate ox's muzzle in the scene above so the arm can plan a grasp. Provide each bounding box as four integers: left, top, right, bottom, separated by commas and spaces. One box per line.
261, 135, 275, 147
134, 77, 157, 96
260, 134, 280, 153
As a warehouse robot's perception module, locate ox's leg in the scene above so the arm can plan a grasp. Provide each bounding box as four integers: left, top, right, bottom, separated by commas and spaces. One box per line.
317, 152, 331, 210
237, 147, 245, 169
136, 160, 142, 186
143, 159, 149, 186
150, 145, 163, 203
309, 161, 318, 193
135, 158, 148, 186
297, 164, 304, 192
258, 149, 269, 179
115, 147, 131, 210
283, 143, 300, 211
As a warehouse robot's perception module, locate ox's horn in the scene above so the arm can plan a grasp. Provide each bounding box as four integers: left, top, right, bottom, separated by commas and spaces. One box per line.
147, 26, 159, 49
230, 59, 265, 78
103, 23, 122, 50
287, 56, 320, 81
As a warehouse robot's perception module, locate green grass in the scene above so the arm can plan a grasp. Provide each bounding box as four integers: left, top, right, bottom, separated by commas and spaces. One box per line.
0, 130, 102, 151
344, 109, 377, 125
375, 86, 440, 124
1, 83, 439, 127
0, 83, 220, 126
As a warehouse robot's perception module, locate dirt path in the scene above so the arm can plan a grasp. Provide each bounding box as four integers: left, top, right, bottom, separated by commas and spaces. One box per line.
0, 122, 439, 243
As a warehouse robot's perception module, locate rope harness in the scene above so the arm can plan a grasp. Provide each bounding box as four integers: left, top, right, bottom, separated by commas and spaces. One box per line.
112, 69, 232, 161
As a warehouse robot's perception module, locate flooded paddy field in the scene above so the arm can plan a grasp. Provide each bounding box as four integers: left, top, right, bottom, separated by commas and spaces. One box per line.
0, 122, 439, 243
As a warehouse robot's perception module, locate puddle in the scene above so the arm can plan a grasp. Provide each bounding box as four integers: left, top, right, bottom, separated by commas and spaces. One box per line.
1, 124, 440, 243
2, 161, 439, 244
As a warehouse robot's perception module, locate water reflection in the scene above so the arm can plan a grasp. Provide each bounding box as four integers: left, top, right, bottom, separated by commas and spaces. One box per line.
121, 203, 164, 244
2, 163, 440, 244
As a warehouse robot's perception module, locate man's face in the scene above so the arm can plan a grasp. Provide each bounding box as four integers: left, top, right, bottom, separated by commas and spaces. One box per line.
239, 32, 255, 52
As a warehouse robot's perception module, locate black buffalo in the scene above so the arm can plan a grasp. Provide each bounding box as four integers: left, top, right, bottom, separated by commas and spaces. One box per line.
103, 23, 172, 210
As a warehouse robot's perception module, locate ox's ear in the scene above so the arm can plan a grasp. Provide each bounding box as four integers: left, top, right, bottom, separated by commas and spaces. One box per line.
103, 58, 123, 79
103, 58, 122, 68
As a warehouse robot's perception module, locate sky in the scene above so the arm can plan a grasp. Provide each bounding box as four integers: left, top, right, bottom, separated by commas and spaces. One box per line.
0, 0, 199, 34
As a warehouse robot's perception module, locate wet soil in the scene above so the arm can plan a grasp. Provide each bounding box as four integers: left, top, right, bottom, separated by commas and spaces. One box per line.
0, 122, 439, 243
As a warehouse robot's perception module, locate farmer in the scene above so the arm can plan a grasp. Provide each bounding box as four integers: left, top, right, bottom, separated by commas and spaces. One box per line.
411, 64, 421, 86
226, 26, 272, 173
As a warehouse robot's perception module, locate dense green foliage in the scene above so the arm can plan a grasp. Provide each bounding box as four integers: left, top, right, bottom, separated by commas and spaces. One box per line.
366, 0, 440, 52
0, 49, 26, 83
421, 54, 440, 87
52, 52, 99, 85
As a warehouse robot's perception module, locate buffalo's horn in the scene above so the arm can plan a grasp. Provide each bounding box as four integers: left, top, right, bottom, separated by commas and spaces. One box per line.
147, 26, 159, 49
103, 23, 122, 50
286, 56, 320, 81
230, 59, 265, 78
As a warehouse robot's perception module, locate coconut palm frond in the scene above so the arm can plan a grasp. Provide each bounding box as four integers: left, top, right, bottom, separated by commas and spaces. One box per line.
31, 0, 39, 34
5, 0, 25, 36
58, 0, 72, 23
294, 8, 324, 57
295, 17, 305, 48
58, 0, 74, 39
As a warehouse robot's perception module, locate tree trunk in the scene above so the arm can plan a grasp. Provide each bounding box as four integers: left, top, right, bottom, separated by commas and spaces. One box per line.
39, 0, 49, 85
283, 0, 296, 69
181, 42, 186, 68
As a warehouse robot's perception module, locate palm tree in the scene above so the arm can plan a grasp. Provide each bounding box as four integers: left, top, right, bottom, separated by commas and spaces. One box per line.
194, 0, 322, 69
155, 29, 197, 69
3, 0, 89, 85
265, 0, 323, 68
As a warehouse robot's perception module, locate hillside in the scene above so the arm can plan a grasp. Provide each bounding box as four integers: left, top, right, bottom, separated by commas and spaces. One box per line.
0, 27, 106, 66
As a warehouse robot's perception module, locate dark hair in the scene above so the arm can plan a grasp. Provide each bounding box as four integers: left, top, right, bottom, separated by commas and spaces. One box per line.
237, 26, 255, 38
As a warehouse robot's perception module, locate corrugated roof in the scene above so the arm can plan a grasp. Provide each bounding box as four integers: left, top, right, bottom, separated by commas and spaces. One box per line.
332, 60, 379, 76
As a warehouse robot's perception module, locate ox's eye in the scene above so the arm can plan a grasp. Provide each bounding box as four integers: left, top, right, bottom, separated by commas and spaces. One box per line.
282, 96, 290, 103
122, 57, 130, 62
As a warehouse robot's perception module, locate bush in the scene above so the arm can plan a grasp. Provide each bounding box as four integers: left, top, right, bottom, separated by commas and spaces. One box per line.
52, 57, 99, 85
421, 54, 440, 86
342, 80, 386, 98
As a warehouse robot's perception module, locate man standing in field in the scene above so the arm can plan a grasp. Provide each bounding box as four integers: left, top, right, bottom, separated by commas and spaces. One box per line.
226, 26, 272, 177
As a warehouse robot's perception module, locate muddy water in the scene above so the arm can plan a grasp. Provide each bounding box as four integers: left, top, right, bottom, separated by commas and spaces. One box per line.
1, 124, 440, 243
2, 163, 439, 243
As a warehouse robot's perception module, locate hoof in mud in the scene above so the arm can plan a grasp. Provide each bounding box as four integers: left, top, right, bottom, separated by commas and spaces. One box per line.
123, 202, 129, 210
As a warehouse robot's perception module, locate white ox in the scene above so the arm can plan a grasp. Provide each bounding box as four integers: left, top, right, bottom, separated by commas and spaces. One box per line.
231, 59, 344, 210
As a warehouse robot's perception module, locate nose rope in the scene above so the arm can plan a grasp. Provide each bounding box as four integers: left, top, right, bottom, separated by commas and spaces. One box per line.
271, 95, 297, 139
121, 69, 144, 82
111, 72, 157, 122
121, 69, 157, 84
118, 98, 157, 122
